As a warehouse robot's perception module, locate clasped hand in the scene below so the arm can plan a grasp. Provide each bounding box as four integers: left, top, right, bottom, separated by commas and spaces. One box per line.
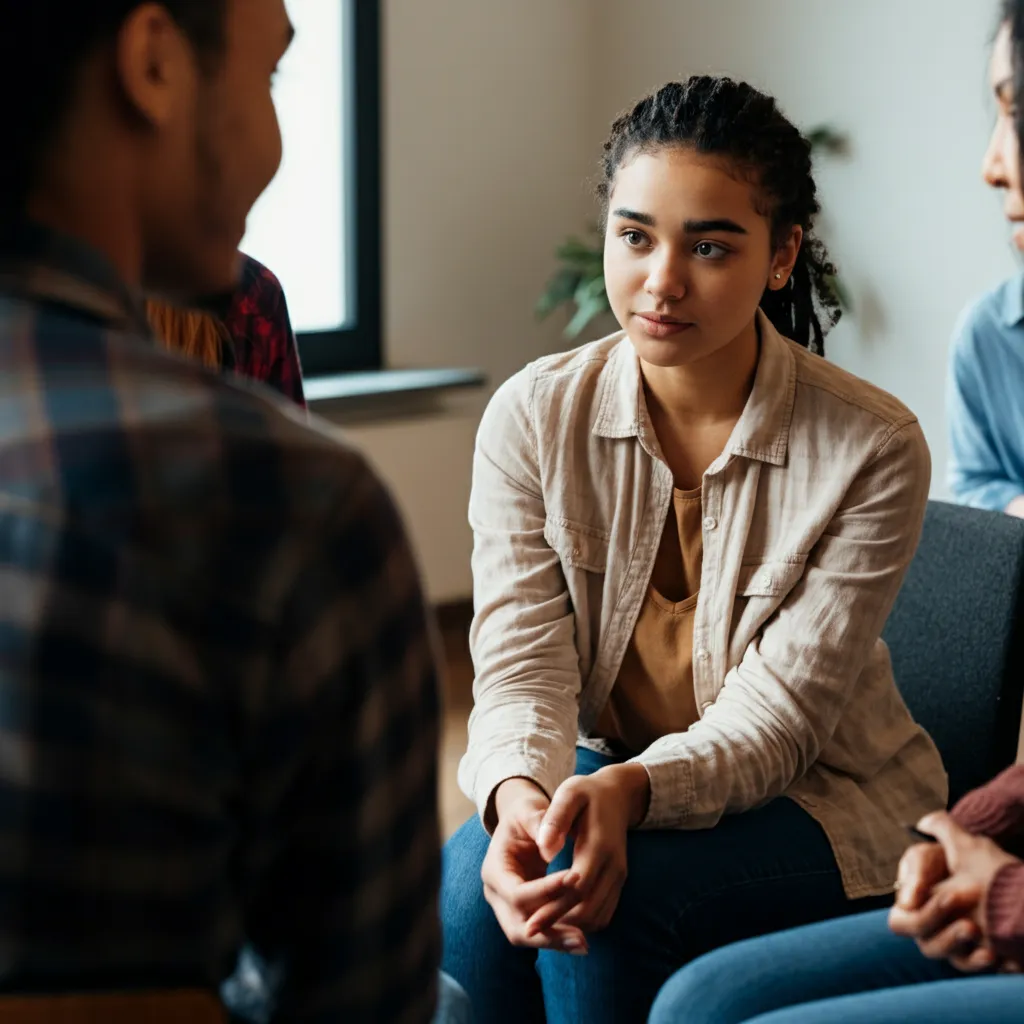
888, 811, 1021, 973
480, 764, 650, 955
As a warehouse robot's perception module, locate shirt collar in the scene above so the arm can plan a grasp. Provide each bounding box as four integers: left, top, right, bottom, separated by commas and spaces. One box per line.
0, 219, 151, 335
1001, 275, 1024, 328
593, 309, 797, 467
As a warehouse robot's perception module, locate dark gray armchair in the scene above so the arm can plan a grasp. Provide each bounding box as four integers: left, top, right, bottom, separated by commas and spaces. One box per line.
882, 500, 1024, 805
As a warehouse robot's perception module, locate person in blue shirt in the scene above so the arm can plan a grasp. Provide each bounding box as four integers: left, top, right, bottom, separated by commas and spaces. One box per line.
948, 16, 1024, 517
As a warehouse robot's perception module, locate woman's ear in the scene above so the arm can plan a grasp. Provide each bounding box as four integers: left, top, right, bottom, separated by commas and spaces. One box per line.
768, 225, 804, 290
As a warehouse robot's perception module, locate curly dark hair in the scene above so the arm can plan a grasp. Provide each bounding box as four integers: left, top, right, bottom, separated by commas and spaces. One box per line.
1, 1, 227, 218
597, 76, 841, 356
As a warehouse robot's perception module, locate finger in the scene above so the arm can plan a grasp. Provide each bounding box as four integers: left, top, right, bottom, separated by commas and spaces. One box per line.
569, 842, 612, 898
486, 864, 579, 909
918, 919, 981, 961
538, 781, 589, 862
536, 924, 590, 955
578, 875, 624, 933
951, 945, 998, 974
895, 844, 948, 911
524, 886, 585, 937
559, 861, 622, 931
889, 883, 980, 940
491, 900, 589, 952
917, 812, 969, 871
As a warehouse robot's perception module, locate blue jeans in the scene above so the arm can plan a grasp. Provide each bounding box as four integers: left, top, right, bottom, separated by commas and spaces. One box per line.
649, 908, 1024, 1023
442, 748, 883, 1024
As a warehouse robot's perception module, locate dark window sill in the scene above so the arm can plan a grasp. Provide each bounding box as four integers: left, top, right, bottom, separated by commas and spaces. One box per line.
306, 367, 486, 407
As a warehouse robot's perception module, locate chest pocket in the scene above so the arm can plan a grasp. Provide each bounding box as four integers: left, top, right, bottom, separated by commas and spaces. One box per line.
544, 518, 611, 574
731, 556, 808, 649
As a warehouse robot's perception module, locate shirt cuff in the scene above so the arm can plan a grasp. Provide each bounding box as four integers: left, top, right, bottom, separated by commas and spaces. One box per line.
470, 753, 567, 834
629, 754, 695, 829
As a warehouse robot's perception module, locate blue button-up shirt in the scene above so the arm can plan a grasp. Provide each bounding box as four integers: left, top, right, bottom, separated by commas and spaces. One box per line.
948, 274, 1024, 512
0, 223, 441, 1022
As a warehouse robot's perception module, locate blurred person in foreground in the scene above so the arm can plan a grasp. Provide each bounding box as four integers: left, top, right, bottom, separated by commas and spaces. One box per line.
0, 1, 447, 1021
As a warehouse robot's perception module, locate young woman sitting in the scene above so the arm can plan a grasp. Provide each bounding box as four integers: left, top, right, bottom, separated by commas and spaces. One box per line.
441, 74, 947, 1024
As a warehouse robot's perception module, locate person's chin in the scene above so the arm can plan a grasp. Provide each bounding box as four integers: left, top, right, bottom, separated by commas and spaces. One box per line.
144, 244, 241, 305
628, 329, 707, 368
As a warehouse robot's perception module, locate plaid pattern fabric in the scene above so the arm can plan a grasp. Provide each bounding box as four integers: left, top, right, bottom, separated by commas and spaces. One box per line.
223, 256, 306, 408
0, 223, 441, 1023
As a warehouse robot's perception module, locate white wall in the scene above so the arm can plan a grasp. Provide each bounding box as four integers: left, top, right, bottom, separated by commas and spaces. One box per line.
591, 0, 1019, 497
329, 0, 1021, 603
326, 0, 596, 603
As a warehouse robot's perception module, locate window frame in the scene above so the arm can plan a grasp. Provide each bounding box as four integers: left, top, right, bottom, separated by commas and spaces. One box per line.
294, 0, 382, 377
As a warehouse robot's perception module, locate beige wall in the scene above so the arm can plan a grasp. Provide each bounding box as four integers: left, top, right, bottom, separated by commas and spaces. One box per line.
328, 0, 597, 602
330, 0, 1021, 602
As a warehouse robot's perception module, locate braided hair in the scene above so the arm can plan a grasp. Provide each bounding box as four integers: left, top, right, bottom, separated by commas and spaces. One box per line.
597, 76, 841, 356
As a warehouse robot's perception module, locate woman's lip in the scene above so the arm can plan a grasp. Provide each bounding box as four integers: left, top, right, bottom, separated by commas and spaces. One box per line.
1012, 222, 1024, 251
634, 313, 693, 338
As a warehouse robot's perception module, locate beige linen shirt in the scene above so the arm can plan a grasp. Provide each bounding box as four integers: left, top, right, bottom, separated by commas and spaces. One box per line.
460, 312, 948, 898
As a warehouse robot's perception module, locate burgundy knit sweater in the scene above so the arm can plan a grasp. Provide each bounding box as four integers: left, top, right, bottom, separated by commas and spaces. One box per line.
950, 765, 1024, 962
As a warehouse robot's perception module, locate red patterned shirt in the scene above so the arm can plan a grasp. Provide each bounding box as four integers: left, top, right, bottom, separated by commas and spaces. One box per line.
221, 254, 306, 407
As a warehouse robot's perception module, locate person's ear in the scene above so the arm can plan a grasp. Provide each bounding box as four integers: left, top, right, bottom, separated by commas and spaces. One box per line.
116, 3, 199, 128
768, 225, 803, 290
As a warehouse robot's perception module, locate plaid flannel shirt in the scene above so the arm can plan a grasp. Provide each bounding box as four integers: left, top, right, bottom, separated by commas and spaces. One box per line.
0, 223, 441, 1023
223, 255, 306, 409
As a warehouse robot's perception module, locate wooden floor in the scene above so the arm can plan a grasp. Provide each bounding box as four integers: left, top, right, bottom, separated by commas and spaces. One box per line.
438, 606, 476, 837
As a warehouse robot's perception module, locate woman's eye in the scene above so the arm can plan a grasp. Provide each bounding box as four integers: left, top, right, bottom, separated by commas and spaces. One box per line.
695, 241, 729, 259
623, 230, 648, 248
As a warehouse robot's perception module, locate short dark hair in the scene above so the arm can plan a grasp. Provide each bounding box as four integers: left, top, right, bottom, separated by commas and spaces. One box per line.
1, 1, 227, 217
598, 76, 840, 356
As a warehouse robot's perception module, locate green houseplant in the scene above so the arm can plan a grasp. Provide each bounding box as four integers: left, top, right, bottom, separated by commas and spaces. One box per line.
537, 125, 849, 340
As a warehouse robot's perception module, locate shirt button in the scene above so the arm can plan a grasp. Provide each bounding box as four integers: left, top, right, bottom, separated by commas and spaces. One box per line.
761, 573, 774, 588
696, 648, 710, 663
703, 516, 718, 531
572, 546, 581, 557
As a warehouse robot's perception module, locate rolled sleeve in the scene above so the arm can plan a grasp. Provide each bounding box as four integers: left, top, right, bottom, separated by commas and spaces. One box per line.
459, 373, 581, 826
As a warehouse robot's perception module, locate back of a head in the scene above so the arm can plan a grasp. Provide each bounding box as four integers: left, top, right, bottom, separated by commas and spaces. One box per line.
1, 2, 224, 219
1, 0, 288, 302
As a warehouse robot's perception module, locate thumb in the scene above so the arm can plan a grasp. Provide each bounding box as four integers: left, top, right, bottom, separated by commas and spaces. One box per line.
536, 780, 588, 863
917, 811, 968, 871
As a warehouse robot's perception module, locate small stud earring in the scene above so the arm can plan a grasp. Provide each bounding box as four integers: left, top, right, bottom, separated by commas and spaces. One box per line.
774, 273, 783, 280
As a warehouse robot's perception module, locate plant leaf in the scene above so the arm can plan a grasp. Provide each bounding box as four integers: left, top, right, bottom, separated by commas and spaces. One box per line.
556, 237, 604, 271
807, 124, 848, 156
536, 267, 582, 320
564, 290, 611, 339
823, 272, 852, 311
573, 273, 607, 308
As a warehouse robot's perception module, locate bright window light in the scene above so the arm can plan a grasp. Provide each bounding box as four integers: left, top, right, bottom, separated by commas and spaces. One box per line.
240, 0, 350, 334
